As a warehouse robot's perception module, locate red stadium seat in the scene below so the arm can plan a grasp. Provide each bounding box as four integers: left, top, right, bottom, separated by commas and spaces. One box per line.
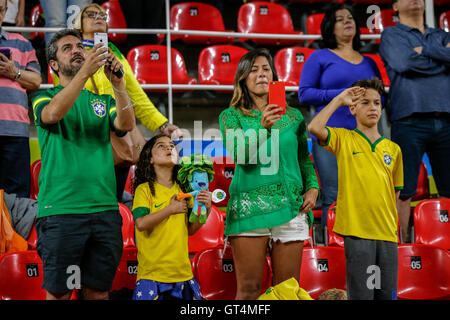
237, 1, 304, 46
299, 246, 347, 299
439, 11, 450, 32
192, 245, 272, 300
161, 2, 234, 44
349, 0, 391, 3
363, 53, 390, 87
127, 45, 197, 92
198, 45, 248, 86
397, 244, 450, 300
110, 246, 138, 292
118, 203, 136, 248
371, 9, 398, 44
101, 0, 127, 43
275, 47, 315, 87
30, 159, 41, 200
434, 0, 450, 5
0, 250, 46, 300
312, 210, 321, 219
326, 203, 344, 247
27, 224, 38, 250
208, 156, 235, 208
305, 13, 324, 46
306, 13, 324, 36
124, 165, 135, 195
47, 65, 54, 85
30, 4, 44, 41
411, 161, 430, 202
286, 0, 335, 2
188, 205, 225, 254
414, 199, 450, 251
372, 9, 398, 33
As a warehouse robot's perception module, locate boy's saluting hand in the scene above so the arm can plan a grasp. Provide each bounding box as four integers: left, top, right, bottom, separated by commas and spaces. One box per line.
308, 86, 365, 144
335, 86, 366, 107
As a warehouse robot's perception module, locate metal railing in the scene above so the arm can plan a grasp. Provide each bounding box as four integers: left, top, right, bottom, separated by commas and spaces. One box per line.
5, 0, 437, 120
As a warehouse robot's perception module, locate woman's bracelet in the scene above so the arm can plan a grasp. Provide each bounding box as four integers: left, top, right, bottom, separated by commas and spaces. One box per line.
121, 102, 134, 111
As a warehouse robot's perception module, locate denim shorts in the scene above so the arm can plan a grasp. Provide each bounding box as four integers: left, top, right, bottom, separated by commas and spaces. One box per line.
391, 116, 450, 199
36, 211, 123, 294
229, 212, 310, 244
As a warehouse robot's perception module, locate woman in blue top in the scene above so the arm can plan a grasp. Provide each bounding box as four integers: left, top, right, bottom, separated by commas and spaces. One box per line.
299, 3, 382, 229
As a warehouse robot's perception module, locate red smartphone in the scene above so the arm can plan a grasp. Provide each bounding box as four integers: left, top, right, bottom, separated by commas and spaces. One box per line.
0, 48, 11, 59
269, 81, 286, 115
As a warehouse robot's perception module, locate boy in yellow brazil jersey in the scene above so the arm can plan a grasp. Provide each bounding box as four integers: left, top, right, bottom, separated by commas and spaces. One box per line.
308, 78, 403, 300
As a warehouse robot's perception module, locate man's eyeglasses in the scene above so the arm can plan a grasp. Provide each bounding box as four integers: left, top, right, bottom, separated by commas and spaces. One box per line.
84, 11, 108, 21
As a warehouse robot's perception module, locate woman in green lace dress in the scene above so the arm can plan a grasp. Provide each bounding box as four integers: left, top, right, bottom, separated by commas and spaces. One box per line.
219, 48, 320, 300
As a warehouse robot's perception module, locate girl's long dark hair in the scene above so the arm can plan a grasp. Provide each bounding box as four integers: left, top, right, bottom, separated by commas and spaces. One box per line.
133, 133, 181, 196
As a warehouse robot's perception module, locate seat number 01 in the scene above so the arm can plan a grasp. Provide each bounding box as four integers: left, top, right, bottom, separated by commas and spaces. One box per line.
26, 263, 39, 277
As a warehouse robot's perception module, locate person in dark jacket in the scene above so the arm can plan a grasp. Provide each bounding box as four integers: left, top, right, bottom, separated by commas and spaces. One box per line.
379, 0, 450, 243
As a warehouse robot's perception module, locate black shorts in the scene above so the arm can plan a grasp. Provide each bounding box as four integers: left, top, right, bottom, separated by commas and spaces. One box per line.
36, 211, 123, 295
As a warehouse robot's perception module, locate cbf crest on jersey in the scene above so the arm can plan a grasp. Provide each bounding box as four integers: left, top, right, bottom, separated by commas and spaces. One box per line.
384, 153, 392, 166
91, 99, 106, 118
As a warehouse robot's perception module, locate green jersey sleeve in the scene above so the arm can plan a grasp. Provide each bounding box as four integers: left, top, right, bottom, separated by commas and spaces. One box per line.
31, 90, 53, 127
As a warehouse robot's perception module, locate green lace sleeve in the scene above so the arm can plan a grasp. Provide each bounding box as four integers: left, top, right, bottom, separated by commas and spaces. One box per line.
297, 113, 320, 192
219, 108, 271, 165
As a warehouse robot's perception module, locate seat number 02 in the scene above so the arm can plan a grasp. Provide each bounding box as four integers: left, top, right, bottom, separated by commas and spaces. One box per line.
127, 261, 138, 275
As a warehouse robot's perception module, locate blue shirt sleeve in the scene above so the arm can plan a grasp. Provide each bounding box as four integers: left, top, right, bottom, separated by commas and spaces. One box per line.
421, 30, 450, 65
380, 27, 446, 76
298, 51, 344, 106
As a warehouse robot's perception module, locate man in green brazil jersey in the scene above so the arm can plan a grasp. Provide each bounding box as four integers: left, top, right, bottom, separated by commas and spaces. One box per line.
32, 29, 135, 300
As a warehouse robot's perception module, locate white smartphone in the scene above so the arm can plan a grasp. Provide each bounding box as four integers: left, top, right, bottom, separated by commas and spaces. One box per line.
94, 32, 108, 61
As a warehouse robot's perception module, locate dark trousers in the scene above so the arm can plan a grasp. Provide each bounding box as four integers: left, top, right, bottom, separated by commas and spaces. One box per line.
344, 236, 398, 300
0, 136, 30, 198
391, 116, 450, 199
115, 165, 130, 203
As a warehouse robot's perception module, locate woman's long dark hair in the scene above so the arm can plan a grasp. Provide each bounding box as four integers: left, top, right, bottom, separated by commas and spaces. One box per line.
133, 133, 180, 196
320, 3, 361, 51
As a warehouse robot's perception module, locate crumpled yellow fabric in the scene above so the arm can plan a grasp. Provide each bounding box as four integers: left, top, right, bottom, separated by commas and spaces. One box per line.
257, 277, 314, 300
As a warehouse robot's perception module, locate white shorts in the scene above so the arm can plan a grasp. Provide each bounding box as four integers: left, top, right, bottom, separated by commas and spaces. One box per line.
229, 213, 310, 244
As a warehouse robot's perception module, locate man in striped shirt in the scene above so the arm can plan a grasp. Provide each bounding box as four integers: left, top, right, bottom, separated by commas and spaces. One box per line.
0, 0, 41, 197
